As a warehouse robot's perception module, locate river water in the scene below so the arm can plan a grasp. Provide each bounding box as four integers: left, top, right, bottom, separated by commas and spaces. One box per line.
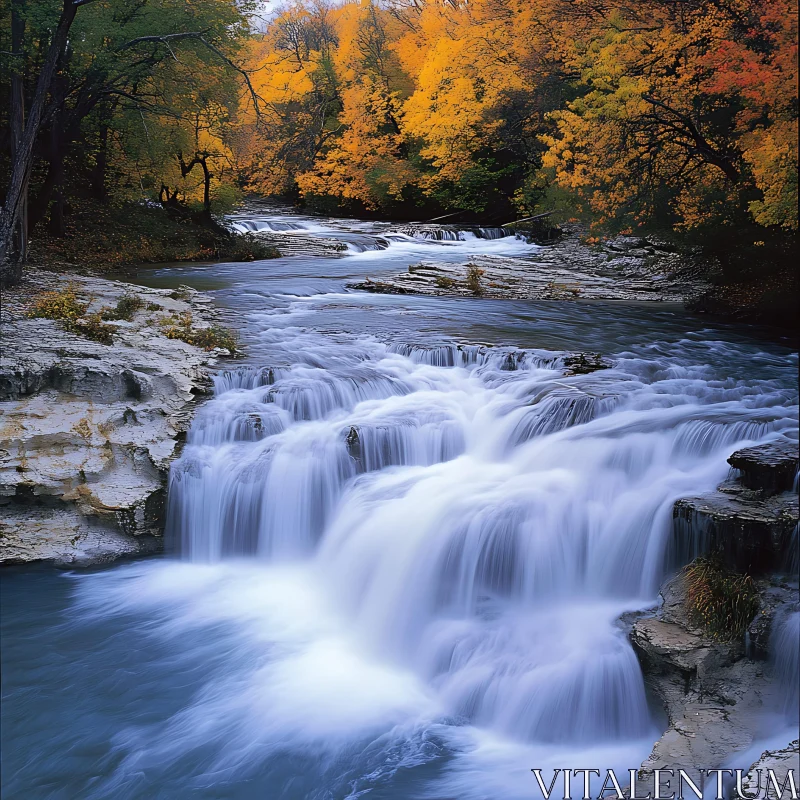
2, 211, 798, 799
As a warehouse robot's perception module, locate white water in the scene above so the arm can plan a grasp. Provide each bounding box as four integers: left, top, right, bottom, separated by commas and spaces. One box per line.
5, 211, 796, 800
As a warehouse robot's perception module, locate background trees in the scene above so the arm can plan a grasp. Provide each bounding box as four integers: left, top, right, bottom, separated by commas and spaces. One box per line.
2, 0, 797, 282
233, 0, 796, 232
1, 0, 255, 282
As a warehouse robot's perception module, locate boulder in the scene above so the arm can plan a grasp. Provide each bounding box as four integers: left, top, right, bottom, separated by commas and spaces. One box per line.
672, 491, 797, 574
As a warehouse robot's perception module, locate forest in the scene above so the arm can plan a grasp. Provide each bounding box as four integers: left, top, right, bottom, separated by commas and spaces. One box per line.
1, 0, 797, 282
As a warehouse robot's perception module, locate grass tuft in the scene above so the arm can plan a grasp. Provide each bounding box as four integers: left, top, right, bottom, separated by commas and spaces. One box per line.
102, 293, 145, 321
683, 555, 760, 641
27, 285, 115, 344
465, 265, 485, 295
159, 312, 238, 353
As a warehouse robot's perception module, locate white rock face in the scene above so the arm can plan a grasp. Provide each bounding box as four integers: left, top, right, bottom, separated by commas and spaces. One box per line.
0, 269, 222, 566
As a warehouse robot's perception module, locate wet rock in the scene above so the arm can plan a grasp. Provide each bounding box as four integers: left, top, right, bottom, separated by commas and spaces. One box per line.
348, 279, 412, 295
747, 583, 799, 659
345, 426, 362, 466
347, 227, 711, 303
0, 268, 222, 566
728, 440, 799, 496
630, 573, 797, 795
741, 740, 800, 798
672, 491, 798, 575
562, 352, 611, 375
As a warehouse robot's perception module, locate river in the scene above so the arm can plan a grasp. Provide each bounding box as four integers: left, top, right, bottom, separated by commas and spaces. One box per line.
2, 210, 798, 799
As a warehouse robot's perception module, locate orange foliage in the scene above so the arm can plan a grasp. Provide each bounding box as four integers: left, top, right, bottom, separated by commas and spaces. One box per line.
231, 0, 797, 229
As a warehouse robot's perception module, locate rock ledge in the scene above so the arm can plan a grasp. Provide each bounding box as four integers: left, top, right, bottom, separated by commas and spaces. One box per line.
1, 269, 225, 566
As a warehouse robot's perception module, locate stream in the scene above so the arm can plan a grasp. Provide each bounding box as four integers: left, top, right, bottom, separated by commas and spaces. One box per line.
2, 210, 798, 799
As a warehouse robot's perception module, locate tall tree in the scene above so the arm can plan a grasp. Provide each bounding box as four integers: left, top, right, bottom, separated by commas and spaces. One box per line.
1, 0, 92, 284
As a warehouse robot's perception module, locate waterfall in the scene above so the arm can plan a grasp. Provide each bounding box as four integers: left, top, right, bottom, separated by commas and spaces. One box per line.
166, 333, 798, 749
475, 227, 514, 240
230, 219, 306, 232
770, 608, 800, 719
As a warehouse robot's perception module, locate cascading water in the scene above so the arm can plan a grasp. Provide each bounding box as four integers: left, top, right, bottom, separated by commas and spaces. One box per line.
167, 327, 797, 757
770, 607, 800, 720
2, 210, 798, 800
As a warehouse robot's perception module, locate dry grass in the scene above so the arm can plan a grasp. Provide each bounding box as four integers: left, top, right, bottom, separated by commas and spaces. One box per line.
683, 555, 760, 641
159, 311, 238, 353
465, 265, 485, 295
27, 285, 115, 344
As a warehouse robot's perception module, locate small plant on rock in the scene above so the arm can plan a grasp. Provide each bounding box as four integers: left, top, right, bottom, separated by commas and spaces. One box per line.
190, 324, 239, 352
435, 276, 457, 289
159, 311, 238, 353
103, 293, 145, 321
28, 285, 114, 344
683, 555, 760, 641
465, 265, 485, 295
28, 285, 87, 322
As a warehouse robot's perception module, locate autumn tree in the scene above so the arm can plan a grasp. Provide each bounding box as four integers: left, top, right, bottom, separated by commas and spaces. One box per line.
541, 0, 798, 231
0, 0, 256, 283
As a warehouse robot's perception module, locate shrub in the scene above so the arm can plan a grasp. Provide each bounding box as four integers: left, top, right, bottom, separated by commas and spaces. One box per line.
102, 293, 145, 321
71, 311, 115, 344
189, 325, 239, 352
169, 286, 192, 301
160, 312, 238, 353
435, 276, 457, 289
27, 285, 115, 344
683, 555, 760, 641
28, 285, 87, 322
465, 265, 485, 295
218, 233, 280, 262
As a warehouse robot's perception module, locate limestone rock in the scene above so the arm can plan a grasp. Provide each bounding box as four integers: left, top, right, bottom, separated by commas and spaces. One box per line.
630, 573, 798, 796
347, 227, 711, 302
741, 741, 800, 798
0, 268, 223, 566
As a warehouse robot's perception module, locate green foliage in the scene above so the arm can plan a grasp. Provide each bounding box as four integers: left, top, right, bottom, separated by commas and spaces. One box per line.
217, 234, 280, 262
683, 555, 760, 641
31, 202, 276, 270
435, 276, 457, 289
103, 294, 145, 321
430, 160, 517, 215
27, 286, 87, 323
27, 286, 114, 344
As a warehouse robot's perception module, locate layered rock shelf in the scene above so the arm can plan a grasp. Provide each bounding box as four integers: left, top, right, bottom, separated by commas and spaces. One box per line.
630, 573, 799, 795
628, 439, 799, 793
348, 231, 712, 302
671, 440, 799, 574
0, 269, 226, 566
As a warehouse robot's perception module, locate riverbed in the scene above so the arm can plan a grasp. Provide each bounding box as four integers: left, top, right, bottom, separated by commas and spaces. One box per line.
2, 211, 798, 799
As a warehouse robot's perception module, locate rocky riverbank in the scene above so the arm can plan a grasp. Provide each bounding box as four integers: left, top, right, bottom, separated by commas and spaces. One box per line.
348, 229, 713, 302
629, 440, 799, 793
0, 268, 229, 566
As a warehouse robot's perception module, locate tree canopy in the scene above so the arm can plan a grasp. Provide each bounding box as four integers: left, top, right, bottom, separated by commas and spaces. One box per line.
2, 0, 797, 258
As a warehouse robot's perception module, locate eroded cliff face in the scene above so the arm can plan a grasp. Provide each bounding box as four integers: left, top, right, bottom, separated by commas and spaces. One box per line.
0, 269, 225, 565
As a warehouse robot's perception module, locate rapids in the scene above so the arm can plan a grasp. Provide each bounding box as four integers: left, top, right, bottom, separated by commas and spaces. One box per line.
1, 209, 798, 799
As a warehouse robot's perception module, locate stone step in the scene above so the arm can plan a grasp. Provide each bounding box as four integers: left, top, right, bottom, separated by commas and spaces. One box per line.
728, 439, 799, 495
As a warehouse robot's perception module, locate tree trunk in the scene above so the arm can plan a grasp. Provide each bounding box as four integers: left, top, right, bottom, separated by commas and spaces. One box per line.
91, 121, 109, 201
9, 0, 28, 267
0, 0, 86, 285
178, 151, 213, 221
